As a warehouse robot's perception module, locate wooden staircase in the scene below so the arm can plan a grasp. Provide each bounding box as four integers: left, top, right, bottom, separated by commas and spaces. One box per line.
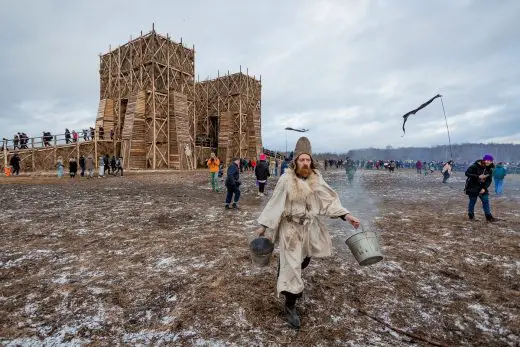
169, 92, 192, 169
121, 90, 146, 169
95, 99, 114, 138
218, 111, 232, 164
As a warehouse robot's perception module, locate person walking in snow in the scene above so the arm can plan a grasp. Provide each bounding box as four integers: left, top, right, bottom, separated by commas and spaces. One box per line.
255, 153, 270, 197
464, 154, 497, 222
344, 157, 356, 184
224, 158, 241, 209
255, 137, 361, 329
98, 156, 105, 178
56, 156, 64, 178
442, 160, 453, 183
492, 161, 507, 195
415, 160, 423, 174
69, 158, 78, 178
79, 155, 86, 177
207, 152, 220, 192
10, 153, 21, 176
86, 154, 94, 178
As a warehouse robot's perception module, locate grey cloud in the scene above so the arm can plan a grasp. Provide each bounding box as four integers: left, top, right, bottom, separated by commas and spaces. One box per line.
1, 0, 519, 152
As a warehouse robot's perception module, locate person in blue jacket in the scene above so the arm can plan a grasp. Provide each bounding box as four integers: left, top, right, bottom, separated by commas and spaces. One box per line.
225, 158, 241, 209
493, 162, 507, 195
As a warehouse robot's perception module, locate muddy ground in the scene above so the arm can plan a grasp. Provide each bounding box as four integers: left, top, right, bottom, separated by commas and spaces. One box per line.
0, 168, 519, 346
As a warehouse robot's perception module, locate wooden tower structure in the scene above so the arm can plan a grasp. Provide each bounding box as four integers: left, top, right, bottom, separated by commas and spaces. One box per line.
95, 27, 262, 169
98, 29, 196, 170
195, 71, 262, 164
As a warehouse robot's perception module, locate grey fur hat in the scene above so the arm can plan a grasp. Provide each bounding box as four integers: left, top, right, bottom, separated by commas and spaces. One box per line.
293, 137, 312, 159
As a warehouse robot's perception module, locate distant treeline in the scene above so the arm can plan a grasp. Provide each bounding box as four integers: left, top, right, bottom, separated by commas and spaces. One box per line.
315, 143, 520, 162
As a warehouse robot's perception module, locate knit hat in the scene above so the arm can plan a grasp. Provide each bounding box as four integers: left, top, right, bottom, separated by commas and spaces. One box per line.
483, 154, 494, 161
259, 153, 266, 161
293, 137, 312, 160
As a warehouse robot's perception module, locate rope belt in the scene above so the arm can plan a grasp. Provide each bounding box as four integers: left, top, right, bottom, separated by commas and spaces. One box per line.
284, 214, 311, 225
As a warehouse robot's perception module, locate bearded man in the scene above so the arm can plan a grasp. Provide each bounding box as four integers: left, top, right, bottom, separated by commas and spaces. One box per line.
256, 137, 361, 329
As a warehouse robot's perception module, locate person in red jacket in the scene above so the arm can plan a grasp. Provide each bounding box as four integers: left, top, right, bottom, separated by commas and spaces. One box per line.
415, 160, 423, 174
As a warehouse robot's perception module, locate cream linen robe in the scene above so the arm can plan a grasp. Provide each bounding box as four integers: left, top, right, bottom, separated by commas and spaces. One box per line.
257, 169, 349, 295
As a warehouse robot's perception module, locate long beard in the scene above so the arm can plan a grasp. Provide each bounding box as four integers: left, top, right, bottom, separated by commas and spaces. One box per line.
296, 165, 312, 178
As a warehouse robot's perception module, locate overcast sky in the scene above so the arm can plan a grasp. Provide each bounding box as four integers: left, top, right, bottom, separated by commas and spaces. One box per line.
1, 0, 519, 152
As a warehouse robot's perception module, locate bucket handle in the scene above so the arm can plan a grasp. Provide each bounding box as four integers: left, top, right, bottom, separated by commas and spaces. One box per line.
354, 223, 382, 241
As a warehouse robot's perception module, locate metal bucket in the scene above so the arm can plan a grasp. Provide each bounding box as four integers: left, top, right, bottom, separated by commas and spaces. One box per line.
250, 237, 274, 267
345, 226, 383, 266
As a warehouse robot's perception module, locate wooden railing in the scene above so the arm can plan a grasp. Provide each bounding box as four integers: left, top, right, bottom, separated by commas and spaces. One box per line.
1, 129, 114, 151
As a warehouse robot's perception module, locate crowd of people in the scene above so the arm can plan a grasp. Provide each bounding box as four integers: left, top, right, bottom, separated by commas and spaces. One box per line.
3, 153, 123, 178
55, 154, 124, 179
204, 144, 509, 328
205, 151, 513, 212
205, 152, 295, 209
1, 127, 114, 151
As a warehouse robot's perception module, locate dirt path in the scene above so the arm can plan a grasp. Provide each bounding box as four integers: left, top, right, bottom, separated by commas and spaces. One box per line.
1, 169, 518, 346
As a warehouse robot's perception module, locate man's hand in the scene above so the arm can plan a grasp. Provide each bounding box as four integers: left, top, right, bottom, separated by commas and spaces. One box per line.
256, 226, 266, 237
479, 188, 485, 195
479, 174, 488, 180
345, 214, 361, 229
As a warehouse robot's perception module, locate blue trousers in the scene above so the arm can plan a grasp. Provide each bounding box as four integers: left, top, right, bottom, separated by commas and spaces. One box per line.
468, 194, 491, 215
442, 171, 450, 183
494, 179, 504, 195
225, 185, 241, 204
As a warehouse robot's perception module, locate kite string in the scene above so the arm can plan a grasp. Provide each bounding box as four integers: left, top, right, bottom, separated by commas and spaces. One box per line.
439, 96, 453, 159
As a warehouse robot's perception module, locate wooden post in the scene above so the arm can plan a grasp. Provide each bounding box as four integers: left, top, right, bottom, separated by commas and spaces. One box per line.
94, 131, 98, 169
192, 44, 196, 169
31, 137, 35, 171
217, 70, 220, 158
117, 47, 122, 143
152, 66, 157, 170
192, 81, 196, 169
167, 38, 170, 169
239, 74, 243, 159
246, 69, 249, 158
2, 138, 7, 168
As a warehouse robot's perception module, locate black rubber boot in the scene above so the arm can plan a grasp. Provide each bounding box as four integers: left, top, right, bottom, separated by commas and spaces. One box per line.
225, 204, 230, 210
468, 213, 474, 221
232, 203, 239, 210
284, 293, 301, 329
485, 214, 498, 222
301, 257, 311, 270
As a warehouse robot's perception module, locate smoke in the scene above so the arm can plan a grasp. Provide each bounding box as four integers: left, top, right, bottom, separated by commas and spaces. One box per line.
322, 169, 380, 240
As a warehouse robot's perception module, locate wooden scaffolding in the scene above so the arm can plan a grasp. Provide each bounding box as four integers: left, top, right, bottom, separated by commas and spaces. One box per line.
95, 27, 262, 169
2, 28, 262, 173
195, 72, 262, 164
98, 29, 196, 169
